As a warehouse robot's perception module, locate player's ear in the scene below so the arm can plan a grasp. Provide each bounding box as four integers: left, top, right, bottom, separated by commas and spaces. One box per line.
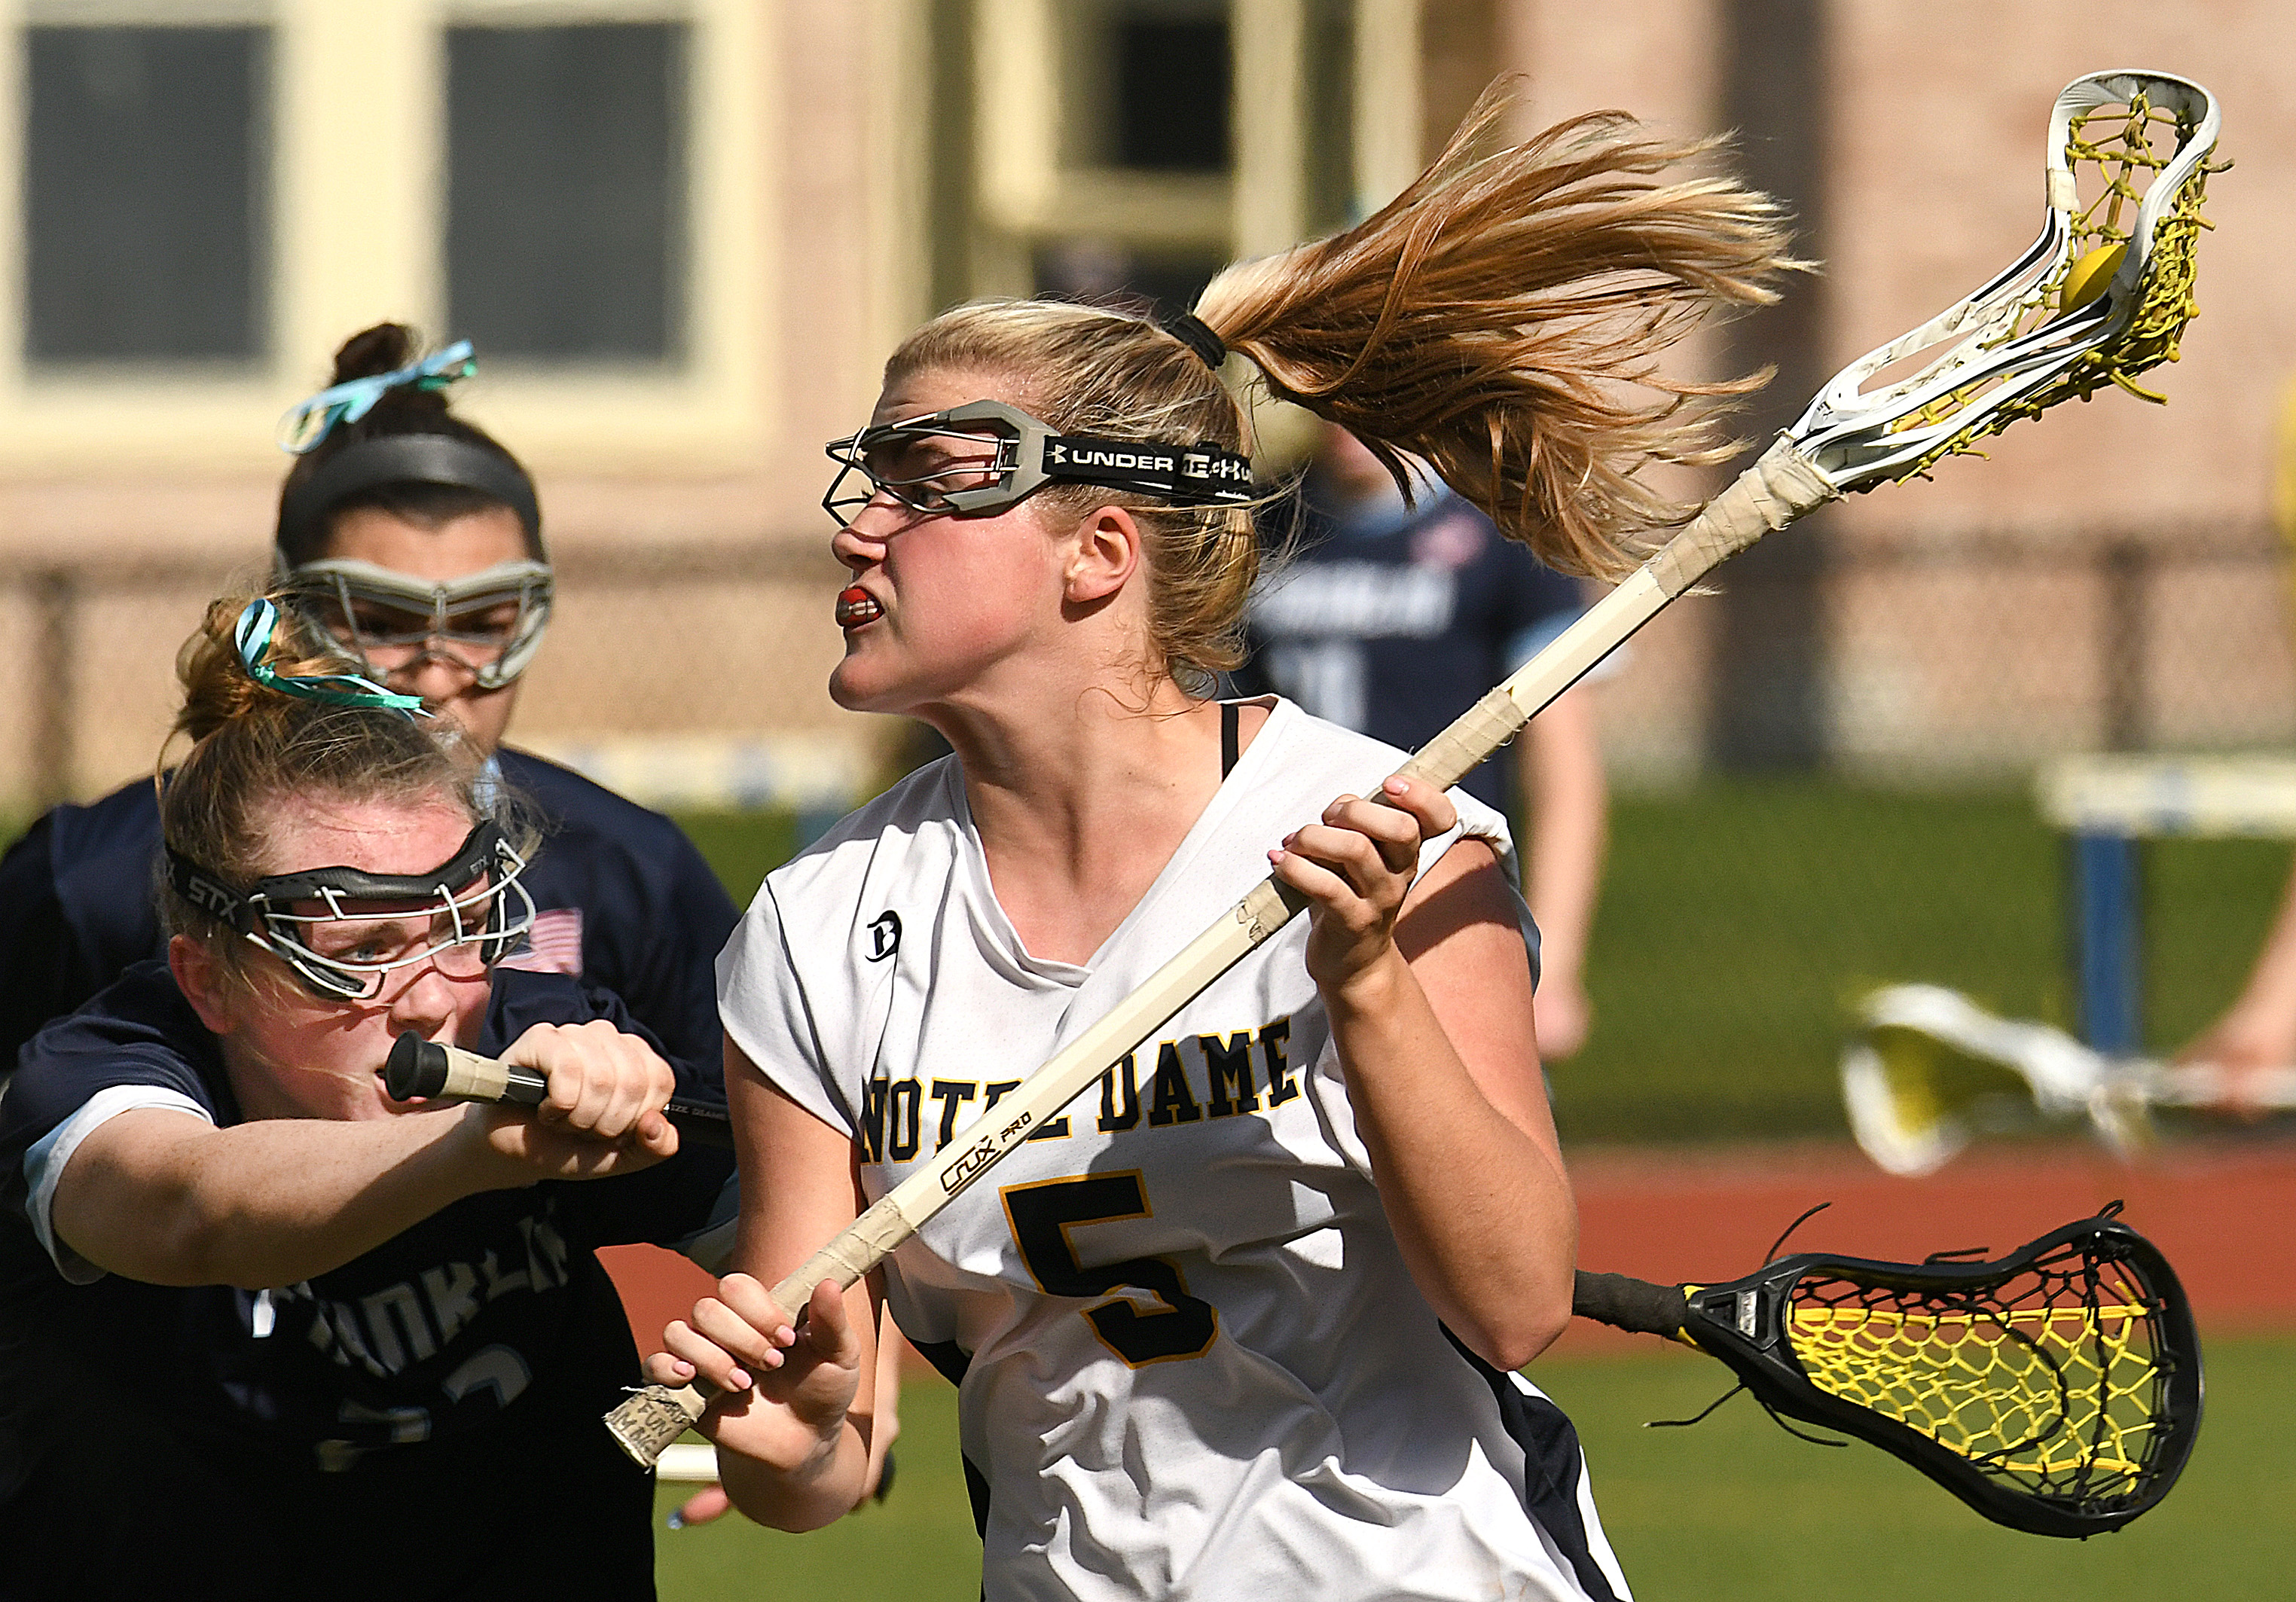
169, 934, 237, 1036
1061, 505, 1142, 606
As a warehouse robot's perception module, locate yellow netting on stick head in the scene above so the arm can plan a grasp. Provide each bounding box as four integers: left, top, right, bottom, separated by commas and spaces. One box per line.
1792, 72, 2221, 496
1893, 83, 2220, 478
1785, 1240, 2173, 1514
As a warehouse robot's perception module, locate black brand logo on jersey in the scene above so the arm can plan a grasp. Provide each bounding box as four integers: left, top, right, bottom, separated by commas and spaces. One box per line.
866, 910, 902, 962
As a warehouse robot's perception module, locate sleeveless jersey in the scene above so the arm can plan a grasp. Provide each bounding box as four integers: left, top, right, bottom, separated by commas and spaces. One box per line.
718, 699, 1632, 1602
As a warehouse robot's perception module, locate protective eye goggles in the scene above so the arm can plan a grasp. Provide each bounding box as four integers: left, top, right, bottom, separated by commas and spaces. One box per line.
822, 399, 1256, 528
166, 819, 538, 1002
279, 558, 554, 691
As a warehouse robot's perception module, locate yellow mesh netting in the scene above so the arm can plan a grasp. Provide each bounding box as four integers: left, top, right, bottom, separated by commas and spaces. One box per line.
1784, 1248, 2168, 1506
1888, 86, 2218, 481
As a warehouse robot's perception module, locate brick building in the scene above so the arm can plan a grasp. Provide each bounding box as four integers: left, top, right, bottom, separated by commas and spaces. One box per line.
1, 1, 2288, 807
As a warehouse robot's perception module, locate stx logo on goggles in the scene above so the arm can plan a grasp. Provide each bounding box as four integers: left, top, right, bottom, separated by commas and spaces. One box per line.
178, 871, 241, 921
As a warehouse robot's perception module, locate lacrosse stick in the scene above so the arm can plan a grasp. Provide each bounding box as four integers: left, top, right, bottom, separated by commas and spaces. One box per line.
604, 69, 2224, 1466
1842, 984, 2296, 1176
1571, 1207, 2203, 1537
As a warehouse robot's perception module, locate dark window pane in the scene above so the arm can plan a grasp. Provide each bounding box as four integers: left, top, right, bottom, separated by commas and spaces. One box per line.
1113, 5, 1229, 171
24, 26, 269, 364
447, 23, 685, 363
1034, 243, 1221, 322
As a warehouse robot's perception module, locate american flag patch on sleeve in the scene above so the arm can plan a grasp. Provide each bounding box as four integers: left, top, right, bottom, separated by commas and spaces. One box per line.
499, 907, 585, 975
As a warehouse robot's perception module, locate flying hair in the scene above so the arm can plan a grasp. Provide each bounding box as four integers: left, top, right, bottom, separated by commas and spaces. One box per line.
883, 82, 1798, 688
1197, 84, 1802, 580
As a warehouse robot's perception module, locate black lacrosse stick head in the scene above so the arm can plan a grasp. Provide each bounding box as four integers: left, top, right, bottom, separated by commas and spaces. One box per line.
1675, 1212, 2203, 1537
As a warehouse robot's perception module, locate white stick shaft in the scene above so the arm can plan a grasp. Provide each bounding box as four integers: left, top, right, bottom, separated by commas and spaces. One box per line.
603, 439, 1840, 1466
2136, 1062, 2296, 1109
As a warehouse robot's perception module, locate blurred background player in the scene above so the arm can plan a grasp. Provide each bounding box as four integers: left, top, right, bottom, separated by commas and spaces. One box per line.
0, 596, 733, 1600
1239, 420, 1610, 1057
0, 324, 741, 1085
2176, 377, 2296, 1107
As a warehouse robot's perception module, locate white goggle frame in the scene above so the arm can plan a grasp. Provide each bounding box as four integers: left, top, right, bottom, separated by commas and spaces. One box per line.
280, 557, 554, 691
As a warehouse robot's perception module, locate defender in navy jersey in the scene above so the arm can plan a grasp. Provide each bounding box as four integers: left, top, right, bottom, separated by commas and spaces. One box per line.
0, 965, 728, 1599
0, 597, 732, 1601
0, 321, 737, 1075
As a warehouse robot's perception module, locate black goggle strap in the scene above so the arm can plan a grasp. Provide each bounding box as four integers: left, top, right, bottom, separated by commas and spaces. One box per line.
165, 850, 253, 932
1035, 435, 1256, 508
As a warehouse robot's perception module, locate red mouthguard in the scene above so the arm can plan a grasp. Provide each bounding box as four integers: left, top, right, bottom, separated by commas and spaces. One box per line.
835, 587, 883, 628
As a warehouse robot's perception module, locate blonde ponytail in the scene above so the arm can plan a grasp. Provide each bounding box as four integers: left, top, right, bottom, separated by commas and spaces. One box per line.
879, 81, 1800, 682
1195, 84, 1802, 579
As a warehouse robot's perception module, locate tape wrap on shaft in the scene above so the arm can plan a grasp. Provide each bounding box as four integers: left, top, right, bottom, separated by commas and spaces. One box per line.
1397, 686, 1542, 793
1647, 438, 1839, 599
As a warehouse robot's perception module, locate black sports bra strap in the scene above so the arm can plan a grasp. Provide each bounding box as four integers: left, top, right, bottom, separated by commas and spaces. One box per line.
1220, 700, 1240, 780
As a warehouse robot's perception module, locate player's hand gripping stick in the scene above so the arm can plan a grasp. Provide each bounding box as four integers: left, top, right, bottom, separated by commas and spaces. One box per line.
380, 1032, 734, 1147
600, 69, 2222, 1471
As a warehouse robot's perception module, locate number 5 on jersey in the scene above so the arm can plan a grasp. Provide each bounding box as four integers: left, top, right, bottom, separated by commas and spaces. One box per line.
1001, 1172, 1219, 1367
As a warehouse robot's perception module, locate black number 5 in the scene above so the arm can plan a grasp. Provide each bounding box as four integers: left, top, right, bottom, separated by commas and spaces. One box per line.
1000, 1172, 1218, 1367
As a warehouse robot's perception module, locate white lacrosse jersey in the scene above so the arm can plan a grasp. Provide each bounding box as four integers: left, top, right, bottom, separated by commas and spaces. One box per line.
718, 698, 1632, 1602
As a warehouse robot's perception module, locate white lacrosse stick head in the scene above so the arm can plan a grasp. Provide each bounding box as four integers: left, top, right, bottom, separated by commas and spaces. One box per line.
1788, 69, 2221, 491
1841, 984, 2113, 1175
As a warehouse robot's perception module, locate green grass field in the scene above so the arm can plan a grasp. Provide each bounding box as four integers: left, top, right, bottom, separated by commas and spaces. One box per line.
656, 1333, 2294, 1600
673, 779, 2296, 1146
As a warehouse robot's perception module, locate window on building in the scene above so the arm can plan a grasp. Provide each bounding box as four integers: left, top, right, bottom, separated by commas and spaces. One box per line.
1110, 2, 1229, 172
445, 22, 688, 364
1034, 242, 1223, 319
23, 25, 270, 365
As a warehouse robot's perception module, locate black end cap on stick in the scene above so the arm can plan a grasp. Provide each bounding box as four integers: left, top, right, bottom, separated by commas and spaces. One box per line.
383, 1031, 450, 1102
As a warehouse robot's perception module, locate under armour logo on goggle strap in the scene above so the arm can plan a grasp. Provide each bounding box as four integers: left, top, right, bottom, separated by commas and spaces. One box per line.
822, 398, 1256, 527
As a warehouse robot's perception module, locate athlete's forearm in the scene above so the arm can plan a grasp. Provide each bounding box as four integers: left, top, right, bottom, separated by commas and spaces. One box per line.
717, 1418, 875, 1533
1324, 952, 1577, 1371
52, 1104, 508, 1289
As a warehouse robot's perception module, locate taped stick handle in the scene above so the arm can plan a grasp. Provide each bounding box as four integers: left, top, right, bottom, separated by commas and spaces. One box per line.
1571, 1270, 1690, 1339
383, 1032, 548, 1106
602, 444, 1840, 1469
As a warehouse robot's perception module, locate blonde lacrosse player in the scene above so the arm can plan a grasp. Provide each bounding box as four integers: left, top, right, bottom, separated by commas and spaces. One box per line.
649, 93, 1795, 1600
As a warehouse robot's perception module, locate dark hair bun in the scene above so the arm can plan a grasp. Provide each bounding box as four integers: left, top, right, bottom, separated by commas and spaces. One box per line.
331, 322, 417, 385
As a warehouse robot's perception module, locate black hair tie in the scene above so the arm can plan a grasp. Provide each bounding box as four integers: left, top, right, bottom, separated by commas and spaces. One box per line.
1159, 312, 1227, 372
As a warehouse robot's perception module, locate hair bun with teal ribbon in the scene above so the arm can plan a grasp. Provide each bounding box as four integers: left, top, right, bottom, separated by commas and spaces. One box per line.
276, 339, 478, 455
234, 599, 426, 715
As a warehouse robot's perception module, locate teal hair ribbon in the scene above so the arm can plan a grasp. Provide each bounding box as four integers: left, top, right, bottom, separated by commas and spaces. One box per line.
234, 600, 426, 715
276, 339, 478, 455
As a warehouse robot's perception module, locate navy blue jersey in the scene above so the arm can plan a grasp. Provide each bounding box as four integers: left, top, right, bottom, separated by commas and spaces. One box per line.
0, 962, 732, 1601
1238, 481, 1586, 813
0, 746, 739, 1079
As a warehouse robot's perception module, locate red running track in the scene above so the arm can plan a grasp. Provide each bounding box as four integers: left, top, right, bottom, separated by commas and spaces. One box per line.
1552, 1135, 2296, 1353
603, 1137, 2296, 1362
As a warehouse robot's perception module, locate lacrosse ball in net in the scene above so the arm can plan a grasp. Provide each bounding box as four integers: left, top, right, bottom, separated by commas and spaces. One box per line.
2062, 242, 2128, 313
